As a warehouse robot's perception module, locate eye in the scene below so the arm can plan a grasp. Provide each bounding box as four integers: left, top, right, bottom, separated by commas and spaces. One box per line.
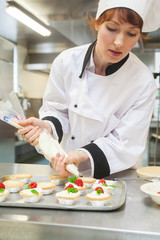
127, 32, 137, 37
107, 27, 117, 32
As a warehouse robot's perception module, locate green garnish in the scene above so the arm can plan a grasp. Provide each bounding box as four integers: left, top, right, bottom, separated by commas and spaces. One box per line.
109, 185, 116, 188
0, 189, 5, 193
68, 175, 77, 183
25, 185, 31, 190
97, 189, 102, 195
31, 189, 38, 195
67, 187, 78, 193
102, 183, 108, 187
102, 183, 116, 188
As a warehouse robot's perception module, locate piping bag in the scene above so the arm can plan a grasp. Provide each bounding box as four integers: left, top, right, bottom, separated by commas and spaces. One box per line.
0, 91, 79, 177
38, 130, 79, 176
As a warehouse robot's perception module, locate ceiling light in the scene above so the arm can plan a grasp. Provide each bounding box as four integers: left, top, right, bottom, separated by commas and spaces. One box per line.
5, 1, 51, 37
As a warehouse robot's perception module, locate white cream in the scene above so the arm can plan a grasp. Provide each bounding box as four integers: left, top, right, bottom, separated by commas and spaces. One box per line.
65, 182, 85, 195
87, 191, 110, 199
22, 187, 43, 195
0, 189, 9, 195
56, 190, 80, 198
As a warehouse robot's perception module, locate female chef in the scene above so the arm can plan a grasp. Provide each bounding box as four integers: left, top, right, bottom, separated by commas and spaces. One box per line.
18, 0, 160, 178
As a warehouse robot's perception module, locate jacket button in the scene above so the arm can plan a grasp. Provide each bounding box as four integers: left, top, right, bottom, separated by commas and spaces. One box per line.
71, 136, 75, 140
74, 104, 78, 108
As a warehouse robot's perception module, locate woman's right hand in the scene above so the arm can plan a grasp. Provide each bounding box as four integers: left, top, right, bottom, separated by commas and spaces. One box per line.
17, 117, 52, 146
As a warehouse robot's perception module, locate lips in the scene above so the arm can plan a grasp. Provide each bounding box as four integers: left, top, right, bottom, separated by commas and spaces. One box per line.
109, 49, 122, 57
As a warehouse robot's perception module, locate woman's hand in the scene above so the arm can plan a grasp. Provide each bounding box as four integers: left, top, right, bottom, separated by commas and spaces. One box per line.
51, 150, 89, 176
17, 117, 52, 146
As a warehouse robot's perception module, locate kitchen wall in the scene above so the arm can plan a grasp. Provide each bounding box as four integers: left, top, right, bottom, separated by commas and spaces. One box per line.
17, 40, 48, 99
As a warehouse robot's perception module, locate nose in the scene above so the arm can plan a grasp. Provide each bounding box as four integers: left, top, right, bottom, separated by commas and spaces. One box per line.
114, 33, 124, 48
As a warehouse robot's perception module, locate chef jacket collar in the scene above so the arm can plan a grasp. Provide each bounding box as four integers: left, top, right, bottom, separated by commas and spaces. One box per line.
79, 41, 129, 78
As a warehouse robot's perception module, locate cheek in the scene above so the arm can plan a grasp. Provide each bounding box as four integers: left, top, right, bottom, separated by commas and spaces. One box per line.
126, 39, 139, 50
98, 30, 113, 45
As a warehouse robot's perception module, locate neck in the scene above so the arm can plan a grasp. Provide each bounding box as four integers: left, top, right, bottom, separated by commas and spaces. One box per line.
93, 46, 110, 76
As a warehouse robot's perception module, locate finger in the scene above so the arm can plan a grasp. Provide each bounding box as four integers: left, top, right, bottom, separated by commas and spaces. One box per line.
29, 129, 41, 146
51, 153, 60, 170
17, 125, 34, 135
29, 128, 41, 143
18, 119, 32, 127
23, 127, 40, 146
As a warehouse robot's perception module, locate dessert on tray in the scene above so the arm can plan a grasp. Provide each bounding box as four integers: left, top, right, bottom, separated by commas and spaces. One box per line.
56, 185, 80, 205
20, 182, 43, 203
79, 177, 96, 188
3, 180, 24, 193
3, 173, 32, 183
92, 179, 116, 192
48, 174, 67, 185
0, 182, 10, 202
86, 186, 111, 207
37, 181, 56, 195
65, 176, 88, 195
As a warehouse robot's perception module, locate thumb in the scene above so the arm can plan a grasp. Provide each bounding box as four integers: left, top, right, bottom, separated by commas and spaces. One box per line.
63, 154, 72, 164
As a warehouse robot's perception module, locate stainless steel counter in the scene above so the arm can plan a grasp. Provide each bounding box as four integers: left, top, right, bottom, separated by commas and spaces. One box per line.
0, 163, 160, 240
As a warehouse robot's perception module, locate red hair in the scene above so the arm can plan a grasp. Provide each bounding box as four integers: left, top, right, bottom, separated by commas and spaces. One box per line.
88, 8, 143, 32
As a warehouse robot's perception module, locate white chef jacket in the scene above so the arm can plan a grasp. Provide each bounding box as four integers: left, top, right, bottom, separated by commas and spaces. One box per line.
39, 42, 157, 178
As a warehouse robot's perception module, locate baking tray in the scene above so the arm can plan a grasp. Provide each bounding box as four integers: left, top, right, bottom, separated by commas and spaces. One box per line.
0, 176, 126, 211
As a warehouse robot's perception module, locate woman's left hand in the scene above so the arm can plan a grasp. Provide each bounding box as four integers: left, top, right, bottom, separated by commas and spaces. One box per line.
51, 150, 89, 176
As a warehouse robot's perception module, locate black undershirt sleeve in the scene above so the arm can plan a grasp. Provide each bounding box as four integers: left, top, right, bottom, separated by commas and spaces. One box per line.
42, 116, 63, 143
82, 143, 110, 178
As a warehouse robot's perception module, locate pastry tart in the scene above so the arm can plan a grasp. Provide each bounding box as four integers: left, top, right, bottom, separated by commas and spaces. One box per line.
137, 166, 160, 178
48, 174, 67, 185
37, 181, 56, 195
3, 180, 24, 193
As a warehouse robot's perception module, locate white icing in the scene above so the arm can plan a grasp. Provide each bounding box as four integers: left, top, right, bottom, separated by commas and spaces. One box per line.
56, 190, 80, 198
92, 181, 115, 191
65, 182, 86, 195
87, 191, 110, 199
65, 182, 84, 189
22, 187, 43, 195
0, 189, 9, 195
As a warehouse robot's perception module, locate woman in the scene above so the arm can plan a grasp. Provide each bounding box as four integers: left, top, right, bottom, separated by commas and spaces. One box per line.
18, 0, 160, 178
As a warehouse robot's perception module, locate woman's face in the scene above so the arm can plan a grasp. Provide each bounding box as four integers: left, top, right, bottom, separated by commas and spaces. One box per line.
95, 11, 141, 66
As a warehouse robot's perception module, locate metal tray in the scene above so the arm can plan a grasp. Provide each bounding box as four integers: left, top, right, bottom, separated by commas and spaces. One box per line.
0, 176, 126, 211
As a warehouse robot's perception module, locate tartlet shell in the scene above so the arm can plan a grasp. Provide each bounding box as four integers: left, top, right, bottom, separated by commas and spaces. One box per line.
79, 177, 96, 184
3, 180, 24, 188
37, 181, 56, 190
48, 174, 67, 180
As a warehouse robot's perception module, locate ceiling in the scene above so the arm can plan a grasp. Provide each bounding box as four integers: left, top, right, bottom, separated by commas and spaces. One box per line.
0, 0, 160, 73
